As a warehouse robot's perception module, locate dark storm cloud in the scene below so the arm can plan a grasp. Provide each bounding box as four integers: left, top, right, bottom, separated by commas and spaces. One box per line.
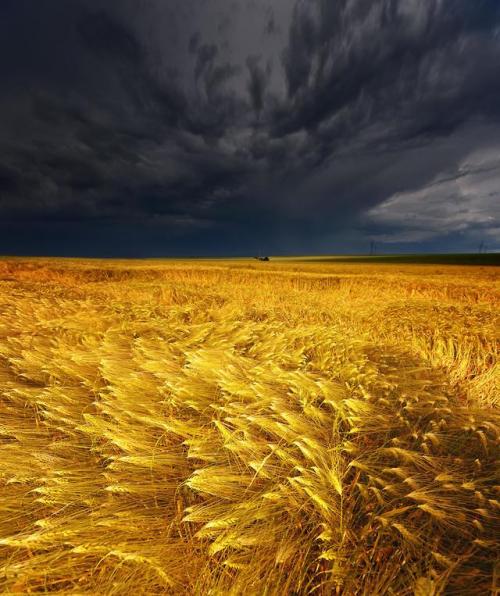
265, 8, 278, 36
194, 43, 219, 81
246, 56, 270, 116
78, 11, 142, 64
0, 0, 499, 255
277, 0, 500, 137
188, 32, 201, 54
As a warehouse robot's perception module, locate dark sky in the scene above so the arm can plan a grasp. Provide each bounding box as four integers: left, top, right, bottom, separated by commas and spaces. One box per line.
1, 0, 499, 256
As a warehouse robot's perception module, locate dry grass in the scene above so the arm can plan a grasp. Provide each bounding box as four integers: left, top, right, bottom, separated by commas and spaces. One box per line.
0, 257, 498, 595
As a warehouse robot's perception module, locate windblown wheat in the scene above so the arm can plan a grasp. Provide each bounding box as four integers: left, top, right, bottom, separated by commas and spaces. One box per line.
0, 258, 498, 594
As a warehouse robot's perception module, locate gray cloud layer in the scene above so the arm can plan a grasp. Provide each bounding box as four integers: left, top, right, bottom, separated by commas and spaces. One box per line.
0, 0, 499, 255
368, 145, 500, 244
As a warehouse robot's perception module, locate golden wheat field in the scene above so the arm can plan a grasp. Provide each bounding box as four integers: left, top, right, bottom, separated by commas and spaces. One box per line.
0, 257, 498, 595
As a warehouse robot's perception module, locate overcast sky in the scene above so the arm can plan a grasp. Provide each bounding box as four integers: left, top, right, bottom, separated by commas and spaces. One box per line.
1, 0, 499, 256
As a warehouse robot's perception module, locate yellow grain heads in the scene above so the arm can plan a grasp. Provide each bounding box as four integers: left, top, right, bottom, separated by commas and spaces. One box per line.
0, 257, 498, 594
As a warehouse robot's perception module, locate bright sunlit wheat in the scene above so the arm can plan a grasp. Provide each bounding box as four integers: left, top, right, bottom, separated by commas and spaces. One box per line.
0, 258, 498, 594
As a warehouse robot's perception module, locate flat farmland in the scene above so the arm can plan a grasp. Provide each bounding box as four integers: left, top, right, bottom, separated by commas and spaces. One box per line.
0, 258, 498, 595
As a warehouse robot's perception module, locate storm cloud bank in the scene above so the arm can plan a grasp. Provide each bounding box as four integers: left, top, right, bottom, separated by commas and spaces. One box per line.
1, 0, 499, 255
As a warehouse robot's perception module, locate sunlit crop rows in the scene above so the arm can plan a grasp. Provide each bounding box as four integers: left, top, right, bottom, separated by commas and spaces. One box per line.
0, 258, 498, 594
